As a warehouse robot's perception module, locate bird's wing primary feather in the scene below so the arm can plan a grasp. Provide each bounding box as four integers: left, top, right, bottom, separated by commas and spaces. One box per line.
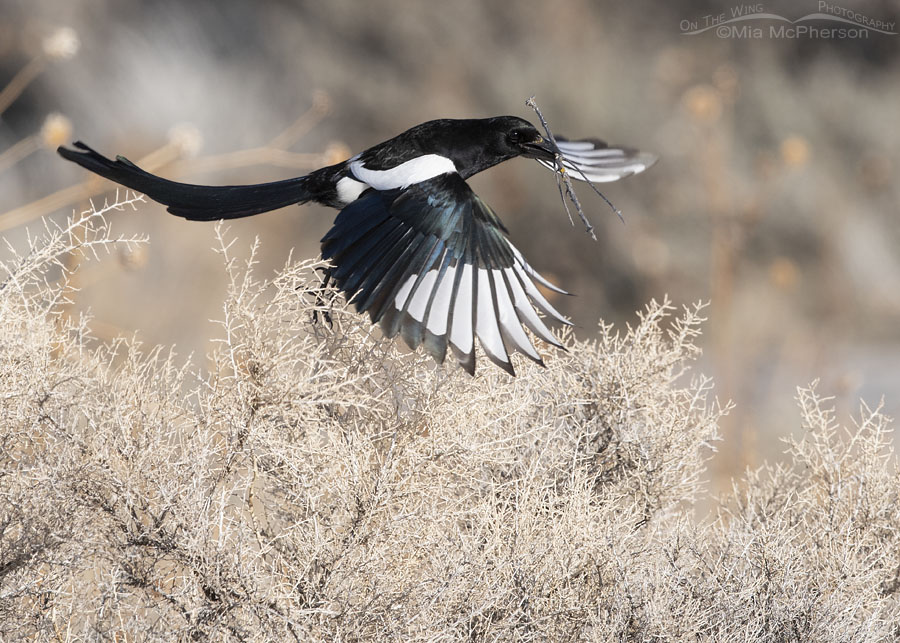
538, 137, 658, 183
321, 173, 570, 375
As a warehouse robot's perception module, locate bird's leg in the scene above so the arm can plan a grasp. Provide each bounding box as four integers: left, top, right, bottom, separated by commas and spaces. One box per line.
311, 266, 335, 327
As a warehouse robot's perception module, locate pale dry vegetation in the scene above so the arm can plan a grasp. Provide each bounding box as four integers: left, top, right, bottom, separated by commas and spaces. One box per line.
1, 201, 898, 641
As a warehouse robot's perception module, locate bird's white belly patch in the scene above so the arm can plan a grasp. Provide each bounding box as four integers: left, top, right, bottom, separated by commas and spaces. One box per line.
349, 154, 456, 190
336, 176, 367, 204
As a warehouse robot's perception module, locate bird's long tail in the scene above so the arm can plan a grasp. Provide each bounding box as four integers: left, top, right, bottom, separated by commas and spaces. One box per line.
58, 141, 312, 221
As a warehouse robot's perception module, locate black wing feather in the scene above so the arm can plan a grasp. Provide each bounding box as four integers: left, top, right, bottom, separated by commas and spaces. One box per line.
321, 173, 570, 375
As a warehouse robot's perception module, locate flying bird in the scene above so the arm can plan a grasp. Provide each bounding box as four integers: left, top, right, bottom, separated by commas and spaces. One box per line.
58, 116, 655, 375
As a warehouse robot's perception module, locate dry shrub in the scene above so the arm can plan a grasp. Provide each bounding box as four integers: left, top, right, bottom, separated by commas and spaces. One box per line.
1, 200, 897, 641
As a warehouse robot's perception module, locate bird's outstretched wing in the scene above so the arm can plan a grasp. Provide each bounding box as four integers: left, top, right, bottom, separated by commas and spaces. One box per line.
537, 137, 658, 183
321, 173, 570, 375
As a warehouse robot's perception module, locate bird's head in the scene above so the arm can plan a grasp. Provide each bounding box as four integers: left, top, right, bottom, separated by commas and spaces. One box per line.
416, 116, 563, 179
488, 116, 559, 162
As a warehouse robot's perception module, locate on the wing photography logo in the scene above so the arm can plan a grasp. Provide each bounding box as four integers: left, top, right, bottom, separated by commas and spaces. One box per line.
681, 2, 897, 39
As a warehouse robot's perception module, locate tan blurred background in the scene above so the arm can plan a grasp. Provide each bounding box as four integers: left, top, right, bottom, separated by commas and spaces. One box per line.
2, 0, 898, 486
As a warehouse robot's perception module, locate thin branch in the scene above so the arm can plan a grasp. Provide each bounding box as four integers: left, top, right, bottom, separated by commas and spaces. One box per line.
526, 96, 627, 240
0, 56, 47, 117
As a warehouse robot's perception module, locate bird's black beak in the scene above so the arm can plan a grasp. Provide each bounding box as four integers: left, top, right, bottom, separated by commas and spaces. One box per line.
521, 136, 559, 162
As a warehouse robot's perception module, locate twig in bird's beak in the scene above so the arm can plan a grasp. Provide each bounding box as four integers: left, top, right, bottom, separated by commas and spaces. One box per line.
526, 96, 625, 239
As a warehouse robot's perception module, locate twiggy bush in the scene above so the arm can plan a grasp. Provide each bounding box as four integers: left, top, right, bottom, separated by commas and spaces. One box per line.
1, 201, 897, 641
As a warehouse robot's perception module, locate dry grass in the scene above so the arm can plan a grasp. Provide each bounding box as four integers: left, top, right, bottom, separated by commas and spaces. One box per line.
1, 200, 898, 641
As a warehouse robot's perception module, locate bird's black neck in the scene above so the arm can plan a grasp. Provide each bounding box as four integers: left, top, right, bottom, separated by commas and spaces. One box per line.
356, 118, 520, 179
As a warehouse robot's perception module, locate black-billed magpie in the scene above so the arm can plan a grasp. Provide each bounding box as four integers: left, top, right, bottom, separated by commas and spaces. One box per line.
58, 116, 655, 375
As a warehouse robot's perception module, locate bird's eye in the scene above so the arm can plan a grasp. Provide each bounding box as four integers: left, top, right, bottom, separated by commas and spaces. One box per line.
509, 131, 520, 143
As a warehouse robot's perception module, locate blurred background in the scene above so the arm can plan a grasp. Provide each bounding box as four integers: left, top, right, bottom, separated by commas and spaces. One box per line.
2, 0, 898, 487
